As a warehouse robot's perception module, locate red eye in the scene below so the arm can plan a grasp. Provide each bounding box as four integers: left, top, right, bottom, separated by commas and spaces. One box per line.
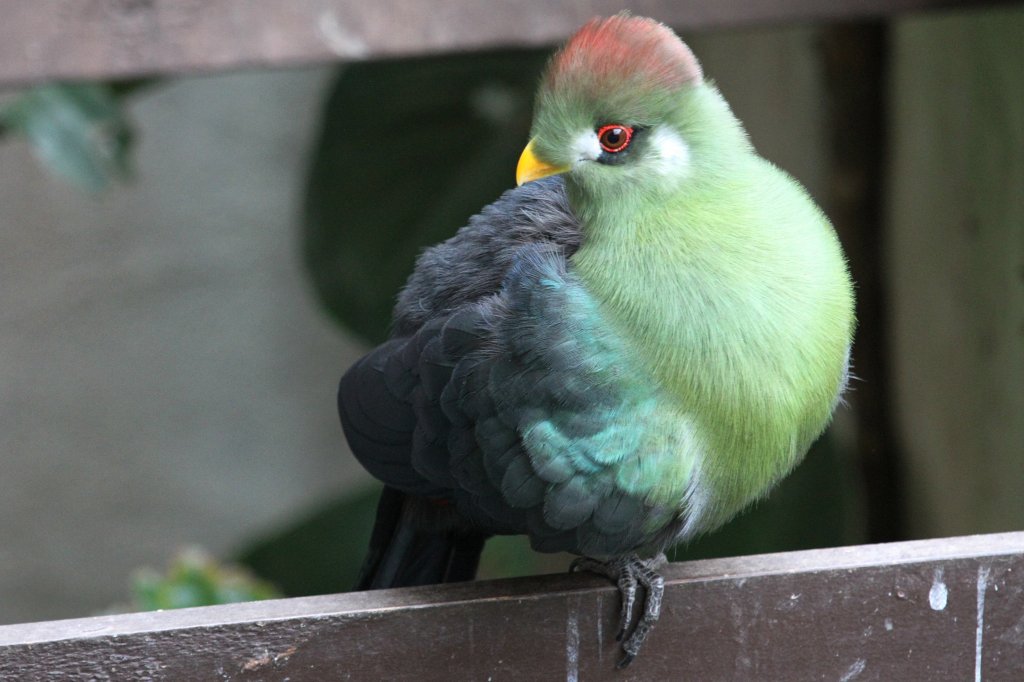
597, 124, 634, 153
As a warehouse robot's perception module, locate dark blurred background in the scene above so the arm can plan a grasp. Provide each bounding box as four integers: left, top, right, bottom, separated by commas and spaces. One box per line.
0, 3, 1020, 624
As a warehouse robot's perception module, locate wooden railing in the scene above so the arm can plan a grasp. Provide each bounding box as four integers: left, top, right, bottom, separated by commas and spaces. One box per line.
1, 532, 1022, 680
0, 0, 1011, 86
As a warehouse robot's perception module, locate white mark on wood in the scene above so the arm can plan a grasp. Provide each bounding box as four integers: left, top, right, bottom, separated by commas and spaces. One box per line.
929, 568, 948, 610
730, 602, 751, 672
839, 658, 866, 681
317, 12, 368, 57
596, 594, 604, 660
975, 565, 991, 682
884, 618, 894, 631
566, 607, 580, 682
241, 645, 295, 671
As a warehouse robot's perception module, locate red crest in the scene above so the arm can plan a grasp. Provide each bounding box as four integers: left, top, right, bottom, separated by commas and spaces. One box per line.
548, 15, 702, 91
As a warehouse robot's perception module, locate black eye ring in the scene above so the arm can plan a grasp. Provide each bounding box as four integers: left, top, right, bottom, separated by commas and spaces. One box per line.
596, 124, 634, 153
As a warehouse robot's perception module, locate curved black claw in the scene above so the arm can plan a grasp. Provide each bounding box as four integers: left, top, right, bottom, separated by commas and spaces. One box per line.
571, 553, 666, 667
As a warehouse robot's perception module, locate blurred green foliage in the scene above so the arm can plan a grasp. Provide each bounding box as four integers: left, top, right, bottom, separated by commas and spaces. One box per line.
303, 50, 548, 343
0, 83, 134, 192
132, 547, 279, 611
237, 486, 380, 597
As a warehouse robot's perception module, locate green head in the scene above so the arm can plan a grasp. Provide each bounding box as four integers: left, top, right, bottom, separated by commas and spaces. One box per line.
517, 15, 749, 202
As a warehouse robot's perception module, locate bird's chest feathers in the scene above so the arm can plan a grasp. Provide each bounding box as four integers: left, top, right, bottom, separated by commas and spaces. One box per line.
564, 196, 849, 527
570, 213, 766, 400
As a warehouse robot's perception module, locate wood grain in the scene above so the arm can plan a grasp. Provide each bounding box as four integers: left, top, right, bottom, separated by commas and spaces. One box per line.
2, 532, 1023, 680
0, 0, 1012, 87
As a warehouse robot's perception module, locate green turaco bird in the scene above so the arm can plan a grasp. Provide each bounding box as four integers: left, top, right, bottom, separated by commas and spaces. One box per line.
339, 15, 854, 666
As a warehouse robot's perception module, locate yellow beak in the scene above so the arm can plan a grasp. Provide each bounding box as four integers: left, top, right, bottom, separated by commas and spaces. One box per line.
516, 139, 570, 186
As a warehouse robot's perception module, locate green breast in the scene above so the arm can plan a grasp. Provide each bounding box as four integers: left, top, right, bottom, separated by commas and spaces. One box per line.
568, 160, 855, 530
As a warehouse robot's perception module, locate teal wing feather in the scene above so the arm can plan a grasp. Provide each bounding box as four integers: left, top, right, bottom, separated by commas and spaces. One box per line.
438, 244, 688, 555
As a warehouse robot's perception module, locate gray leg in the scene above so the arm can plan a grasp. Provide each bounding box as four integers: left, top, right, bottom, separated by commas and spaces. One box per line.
571, 553, 667, 668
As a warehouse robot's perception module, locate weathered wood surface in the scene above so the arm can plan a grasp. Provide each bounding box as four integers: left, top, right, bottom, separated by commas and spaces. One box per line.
0, 0, 1015, 87
1, 532, 1023, 680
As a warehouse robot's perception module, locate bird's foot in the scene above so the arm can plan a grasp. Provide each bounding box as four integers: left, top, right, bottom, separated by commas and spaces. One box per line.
571, 553, 666, 668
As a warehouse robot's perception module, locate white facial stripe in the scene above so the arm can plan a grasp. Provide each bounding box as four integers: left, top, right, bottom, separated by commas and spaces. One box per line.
648, 126, 691, 177
570, 130, 602, 166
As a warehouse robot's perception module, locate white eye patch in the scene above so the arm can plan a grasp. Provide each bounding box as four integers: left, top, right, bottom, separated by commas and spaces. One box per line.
647, 126, 691, 178
570, 130, 603, 166
569, 125, 691, 182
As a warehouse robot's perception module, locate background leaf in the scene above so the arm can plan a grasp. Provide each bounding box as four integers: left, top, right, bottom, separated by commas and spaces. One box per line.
237, 487, 381, 597
132, 547, 279, 611
303, 50, 548, 343
0, 83, 134, 192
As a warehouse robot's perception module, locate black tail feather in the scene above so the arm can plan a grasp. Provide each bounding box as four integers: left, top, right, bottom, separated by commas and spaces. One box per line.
356, 487, 488, 590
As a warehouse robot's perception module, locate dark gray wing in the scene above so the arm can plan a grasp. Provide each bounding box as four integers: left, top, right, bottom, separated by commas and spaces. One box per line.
391, 176, 580, 335
339, 176, 578, 500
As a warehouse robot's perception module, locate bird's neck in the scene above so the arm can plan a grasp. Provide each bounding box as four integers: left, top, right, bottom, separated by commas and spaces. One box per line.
568, 190, 704, 396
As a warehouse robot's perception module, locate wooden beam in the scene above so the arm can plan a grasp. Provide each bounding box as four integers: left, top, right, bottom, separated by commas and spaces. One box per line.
2, 532, 1023, 679
0, 0, 1014, 87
